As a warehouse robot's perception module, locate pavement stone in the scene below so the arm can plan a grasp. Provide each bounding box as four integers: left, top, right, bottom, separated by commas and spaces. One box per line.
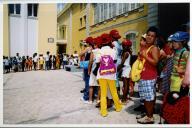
3, 70, 163, 124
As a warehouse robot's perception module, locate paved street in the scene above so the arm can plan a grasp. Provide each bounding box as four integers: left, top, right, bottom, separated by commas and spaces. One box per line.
3, 69, 163, 124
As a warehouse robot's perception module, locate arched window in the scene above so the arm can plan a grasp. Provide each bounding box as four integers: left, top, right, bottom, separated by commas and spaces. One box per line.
125, 31, 138, 55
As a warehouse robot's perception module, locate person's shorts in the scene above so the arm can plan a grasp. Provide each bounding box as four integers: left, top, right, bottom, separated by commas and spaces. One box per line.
89, 72, 99, 86
138, 79, 156, 101
122, 66, 131, 78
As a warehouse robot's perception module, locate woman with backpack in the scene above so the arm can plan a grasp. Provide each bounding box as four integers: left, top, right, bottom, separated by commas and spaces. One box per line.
93, 33, 122, 117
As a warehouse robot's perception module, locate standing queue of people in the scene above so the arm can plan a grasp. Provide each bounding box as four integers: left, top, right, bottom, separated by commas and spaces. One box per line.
3, 52, 79, 73
79, 26, 190, 124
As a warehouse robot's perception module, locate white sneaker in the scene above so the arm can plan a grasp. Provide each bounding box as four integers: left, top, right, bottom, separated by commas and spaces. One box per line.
80, 97, 85, 101
85, 101, 93, 104
80, 97, 93, 104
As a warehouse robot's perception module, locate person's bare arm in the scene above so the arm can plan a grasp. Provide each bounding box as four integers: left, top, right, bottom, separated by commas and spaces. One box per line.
79, 47, 91, 57
88, 52, 94, 75
142, 46, 160, 66
182, 57, 190, 87
117, 52, 128, 72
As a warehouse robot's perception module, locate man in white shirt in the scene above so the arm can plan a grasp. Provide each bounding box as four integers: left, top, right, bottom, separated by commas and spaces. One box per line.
45, 51, 50, 70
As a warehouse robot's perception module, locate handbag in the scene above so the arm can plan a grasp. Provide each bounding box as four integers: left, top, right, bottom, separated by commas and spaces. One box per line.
131, 45, 154, 82
162, 89, 189, 124
80, 61, 89, 69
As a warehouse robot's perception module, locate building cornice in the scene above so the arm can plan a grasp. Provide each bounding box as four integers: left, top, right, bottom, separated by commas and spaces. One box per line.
57, 3, 72, 18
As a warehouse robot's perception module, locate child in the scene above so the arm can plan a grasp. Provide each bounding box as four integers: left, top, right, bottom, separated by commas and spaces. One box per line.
79, 37, 93, 103
25, 56, 29, 71
93, 33, 122, 117
53, 55, 56, 69
4, 56, 10, 73
33, 53, 38, 70
39, 54, 44, 70
170, 31, 189, 92
62, 53, 68, 69
110, 29, 122, 96
117, 39, 132, 104
87, 36, 101, 104
28, 57, 33, 71
159, 35, 174, 94
21, 56, 26, 72
56, 54, 60, 69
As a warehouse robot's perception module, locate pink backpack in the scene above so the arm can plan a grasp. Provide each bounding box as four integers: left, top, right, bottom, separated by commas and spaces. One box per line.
99, 55, 116, 75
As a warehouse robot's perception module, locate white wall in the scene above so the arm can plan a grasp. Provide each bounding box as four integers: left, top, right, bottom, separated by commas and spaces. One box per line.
9, 4, 38, 57
27, 19, 38, 57
9, 16, 23, 57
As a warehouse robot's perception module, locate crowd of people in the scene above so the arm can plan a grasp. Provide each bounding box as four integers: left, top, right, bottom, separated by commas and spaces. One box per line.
3, 24, 190, 124
79, 25, 190, 124
3, 51, 79, 73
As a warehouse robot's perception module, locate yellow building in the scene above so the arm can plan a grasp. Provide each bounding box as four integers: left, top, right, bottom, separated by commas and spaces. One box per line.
3, 3, 57, 57
57, 3, 148, 55
3, 4, 9, 57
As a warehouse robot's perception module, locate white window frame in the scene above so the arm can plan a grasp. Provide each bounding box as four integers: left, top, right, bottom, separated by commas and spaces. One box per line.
93, 3, 143, 25
104, 3, 108, 21
125, 31, 138, 55
9, 4, 21, 16
28, 4, 38, 18
119, 3, 123, 15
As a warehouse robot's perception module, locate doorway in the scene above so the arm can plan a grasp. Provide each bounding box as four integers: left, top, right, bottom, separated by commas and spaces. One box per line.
57, 44, 66, 54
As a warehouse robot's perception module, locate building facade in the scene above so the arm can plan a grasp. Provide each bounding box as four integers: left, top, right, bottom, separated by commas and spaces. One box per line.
3, 3, 57, 57
57, 3, 148, 55
57, 3, 189, 55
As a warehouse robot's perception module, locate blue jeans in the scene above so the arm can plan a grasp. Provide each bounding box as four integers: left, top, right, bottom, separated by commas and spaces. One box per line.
83, 69, 90, 101
63, 61, 67, 69
45, 61, 49, 70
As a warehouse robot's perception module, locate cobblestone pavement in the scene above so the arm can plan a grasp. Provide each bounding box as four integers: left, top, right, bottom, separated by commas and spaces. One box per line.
3, 69, 163, 124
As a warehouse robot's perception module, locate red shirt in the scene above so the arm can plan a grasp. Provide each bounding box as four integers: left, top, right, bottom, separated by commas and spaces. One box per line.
141, 49, 158, 80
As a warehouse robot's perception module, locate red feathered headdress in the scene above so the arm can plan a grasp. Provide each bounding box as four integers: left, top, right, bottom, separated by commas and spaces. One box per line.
94, 36, 102, 46
84, 37, 94, 45
122, 39, 132, 46
109, 29, 121, 39
101, 33, 112, 45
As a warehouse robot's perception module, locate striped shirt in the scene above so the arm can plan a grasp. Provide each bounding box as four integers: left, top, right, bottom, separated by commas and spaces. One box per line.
172, 48, 189, 76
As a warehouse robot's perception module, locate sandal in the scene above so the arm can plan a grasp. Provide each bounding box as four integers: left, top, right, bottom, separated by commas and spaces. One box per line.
137, 116, 154, 124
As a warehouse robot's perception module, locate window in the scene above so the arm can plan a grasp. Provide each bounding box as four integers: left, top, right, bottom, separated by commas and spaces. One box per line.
80, 3, 83, 10
109, 3, 112, 18
93, 3, 143, 25
104, 3, 108, 20
84, 16, 86, 27
34, 4, 38, 17
9, 4, 21, 15
126, 32, 137, 55
100, 4, 104, 22
112, 3, 116, 17
119, 3, 123, 15
131, 3, 136, 10
28, 4, 38, 17
94, 4, 99, 24
80, 3, 87, 10
80, 18, 82, 27
16, 4, 20, 14
28, 4, 32, 16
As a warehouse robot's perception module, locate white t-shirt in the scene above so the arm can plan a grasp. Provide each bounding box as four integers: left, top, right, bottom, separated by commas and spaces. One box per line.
45, 54, 49, 61
96, 46, 117, 80
91, 48, 99, 72
33, 56, 38, 63
63, 55, 67, 61
73, 53, 79, 58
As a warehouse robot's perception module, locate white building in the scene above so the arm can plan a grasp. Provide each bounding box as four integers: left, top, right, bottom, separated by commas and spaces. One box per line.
8, 4, 38, 57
